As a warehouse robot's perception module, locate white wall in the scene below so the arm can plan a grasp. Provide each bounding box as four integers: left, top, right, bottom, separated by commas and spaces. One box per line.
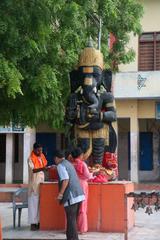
114, 71, 160, 99
119, 0, 160, 72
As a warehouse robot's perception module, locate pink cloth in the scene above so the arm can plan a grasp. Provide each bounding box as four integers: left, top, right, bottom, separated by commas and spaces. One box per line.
74, 158, 92, 233
88, 173, 108, 183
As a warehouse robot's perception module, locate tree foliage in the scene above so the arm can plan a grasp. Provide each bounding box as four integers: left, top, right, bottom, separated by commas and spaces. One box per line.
0, 0, 143, 129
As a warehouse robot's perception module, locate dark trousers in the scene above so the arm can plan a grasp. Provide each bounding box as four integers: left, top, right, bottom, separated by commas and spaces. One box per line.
64, 202, 80, 240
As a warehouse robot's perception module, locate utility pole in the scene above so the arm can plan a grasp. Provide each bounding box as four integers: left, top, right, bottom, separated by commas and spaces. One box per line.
88, 13, 102, 50
98, 17, 102, 50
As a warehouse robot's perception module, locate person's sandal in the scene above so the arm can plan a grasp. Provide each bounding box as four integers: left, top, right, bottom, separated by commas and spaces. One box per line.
30, 224, 38, 231
37, 223, 40, 229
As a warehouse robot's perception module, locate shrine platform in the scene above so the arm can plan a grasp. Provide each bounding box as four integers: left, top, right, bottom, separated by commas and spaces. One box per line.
40, 181, 134, 234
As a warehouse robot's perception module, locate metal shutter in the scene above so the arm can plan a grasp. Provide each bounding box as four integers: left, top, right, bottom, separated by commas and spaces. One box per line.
156, 41, 160, 70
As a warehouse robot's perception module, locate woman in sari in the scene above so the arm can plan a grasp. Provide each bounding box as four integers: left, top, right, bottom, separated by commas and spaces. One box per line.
72, 147, 93, 234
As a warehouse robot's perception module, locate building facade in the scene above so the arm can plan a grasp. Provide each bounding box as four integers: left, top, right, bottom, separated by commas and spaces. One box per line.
0, 127, 35, 183
0, 125, 62, 184
114, 0, 160, 183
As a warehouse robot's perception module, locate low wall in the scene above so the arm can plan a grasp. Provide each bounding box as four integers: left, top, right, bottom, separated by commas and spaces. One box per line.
40, 181, 134, 233
0, 184, 28, 202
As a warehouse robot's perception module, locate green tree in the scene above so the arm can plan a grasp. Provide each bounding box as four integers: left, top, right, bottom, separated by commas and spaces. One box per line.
0, 0, 143, 129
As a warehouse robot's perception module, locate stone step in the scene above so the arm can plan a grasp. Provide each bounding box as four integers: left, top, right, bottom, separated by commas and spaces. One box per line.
2, 231, 125, 240
135, 183, 160, 191
3, 239, 64, 240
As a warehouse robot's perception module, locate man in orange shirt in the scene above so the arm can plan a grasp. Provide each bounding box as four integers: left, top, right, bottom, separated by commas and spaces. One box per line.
28, 143, 47, 231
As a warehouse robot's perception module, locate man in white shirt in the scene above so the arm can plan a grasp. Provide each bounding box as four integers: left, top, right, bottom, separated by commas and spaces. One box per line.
28, 143, 47, 231
55, 150, 85, 240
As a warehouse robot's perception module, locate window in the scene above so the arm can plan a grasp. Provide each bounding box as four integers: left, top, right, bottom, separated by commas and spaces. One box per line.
139, 32, 160, 71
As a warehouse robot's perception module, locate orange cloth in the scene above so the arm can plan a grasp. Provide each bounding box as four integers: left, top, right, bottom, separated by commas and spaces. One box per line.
28, 151, 47, 196
0, 217, 2, 240
30, 151, 47, 169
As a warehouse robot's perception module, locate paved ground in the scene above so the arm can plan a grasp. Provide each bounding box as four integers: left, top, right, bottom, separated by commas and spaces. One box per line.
1, 203, 160, 240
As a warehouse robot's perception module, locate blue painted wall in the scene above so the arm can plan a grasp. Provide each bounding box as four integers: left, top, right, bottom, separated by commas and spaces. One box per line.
128, 132, 153, 171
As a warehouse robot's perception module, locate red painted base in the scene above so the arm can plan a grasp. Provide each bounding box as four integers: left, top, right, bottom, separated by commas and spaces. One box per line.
0, 217, 2, 240
40, 181, 134, 233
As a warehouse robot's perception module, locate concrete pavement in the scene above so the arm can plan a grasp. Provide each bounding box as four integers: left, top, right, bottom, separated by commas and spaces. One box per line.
1, 203, 160, 240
